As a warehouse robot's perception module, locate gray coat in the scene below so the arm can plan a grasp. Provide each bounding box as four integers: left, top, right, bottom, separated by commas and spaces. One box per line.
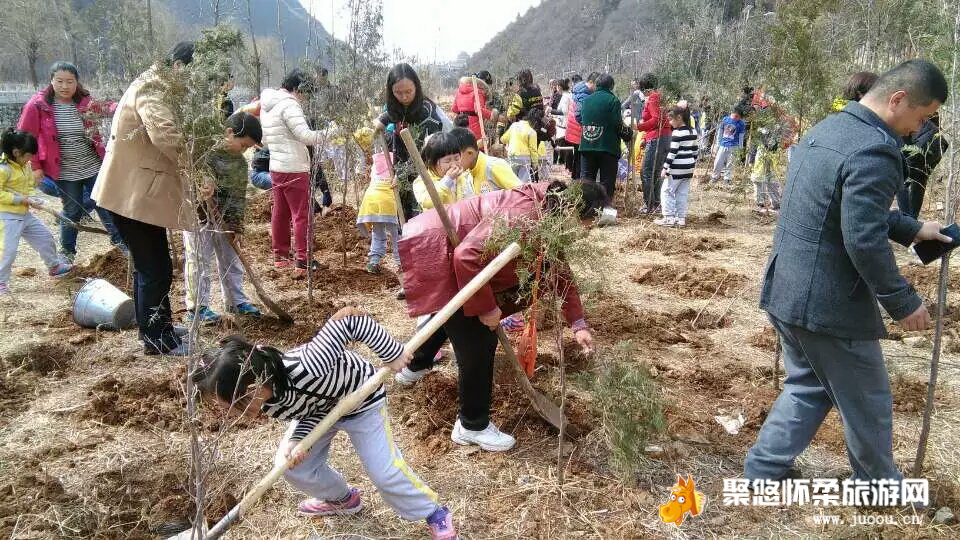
761, 101, 923, 340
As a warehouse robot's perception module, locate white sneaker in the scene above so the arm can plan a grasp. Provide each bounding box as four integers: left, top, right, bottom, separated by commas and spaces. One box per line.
653, 217, 676, 227
394, 367, 429, 386
675, 218, 686, 227
451, 419, 516, 451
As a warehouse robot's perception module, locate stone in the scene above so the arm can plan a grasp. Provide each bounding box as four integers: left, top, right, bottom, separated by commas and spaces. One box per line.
932, 506, 954, 525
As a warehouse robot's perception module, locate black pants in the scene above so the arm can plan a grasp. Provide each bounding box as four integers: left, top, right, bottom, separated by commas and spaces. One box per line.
897, 175, 929, 219
109, 211, 180, 353
564, 139, 582, 179
580, 150, 619, 202
408, 308, 499, 431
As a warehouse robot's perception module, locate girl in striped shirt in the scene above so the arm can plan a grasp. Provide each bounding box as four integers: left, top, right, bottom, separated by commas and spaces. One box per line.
656, 107, 700, 227
197, 306, 458, 539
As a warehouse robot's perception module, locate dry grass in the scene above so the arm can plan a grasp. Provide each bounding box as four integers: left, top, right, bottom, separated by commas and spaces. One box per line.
2, 176, 960, 539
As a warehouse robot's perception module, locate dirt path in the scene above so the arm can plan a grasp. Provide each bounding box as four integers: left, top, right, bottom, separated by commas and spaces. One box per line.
2, 178, 959, 539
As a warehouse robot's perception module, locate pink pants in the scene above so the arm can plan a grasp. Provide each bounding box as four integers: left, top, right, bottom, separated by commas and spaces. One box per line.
270, 172, 310, 262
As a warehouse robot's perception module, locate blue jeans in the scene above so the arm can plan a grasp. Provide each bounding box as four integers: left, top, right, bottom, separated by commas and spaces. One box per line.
250, 170, 272, 190
744, 315, 901, 482
368, 223, 400, 266
641, 136, 671, 209
57, 176, 124, 254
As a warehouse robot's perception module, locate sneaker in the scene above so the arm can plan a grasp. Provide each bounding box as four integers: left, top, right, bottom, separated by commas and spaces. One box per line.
426, 506, 458, 540
186, 306, 221, 325
653, 217, 676, 227
229, 302, 262, 317
274, 258, 292, 269
675, 218, 686, 227
395, 367, 429, 386
59, 251, 76, 264
298, 487, 363, 517
366, 262, 381, 274
48, 262, 75, 277
295, 259, 322, 275
395, 286, 406, 300
450, 419, 516, 451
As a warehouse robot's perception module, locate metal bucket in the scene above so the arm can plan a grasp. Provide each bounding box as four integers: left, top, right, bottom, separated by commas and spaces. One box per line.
596, 206, 618, 227
73, 278, 136, 330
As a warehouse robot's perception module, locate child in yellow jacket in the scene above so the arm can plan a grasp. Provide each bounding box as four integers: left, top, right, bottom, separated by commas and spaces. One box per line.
0, 129, 74, 295
500, 110, 541, 183
412, 132, 475, 210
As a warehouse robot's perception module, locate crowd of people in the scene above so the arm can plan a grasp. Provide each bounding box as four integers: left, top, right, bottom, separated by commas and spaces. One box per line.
0, 37, 953, 536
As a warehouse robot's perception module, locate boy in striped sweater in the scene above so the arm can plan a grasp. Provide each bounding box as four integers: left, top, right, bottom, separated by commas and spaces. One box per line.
197, 306, 457, 539
656, 107, 700, 227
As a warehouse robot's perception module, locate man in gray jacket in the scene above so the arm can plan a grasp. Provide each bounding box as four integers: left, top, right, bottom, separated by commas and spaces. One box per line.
745, 60, 950, 483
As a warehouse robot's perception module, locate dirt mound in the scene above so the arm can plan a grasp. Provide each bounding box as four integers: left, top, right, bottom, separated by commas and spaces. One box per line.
74, 247, 129, 287
0, 373, 43, 424
81, 372, 185, 430
900, 264, 960, 298
631, 263, 747, 299
687, 211, 732, 229
315, 205, 366, 254
0, 469, 76, 534
261, 262, 399, 293
237, 299, 339, 347
750, 326, 778, 352
402, 372, 460, 455
3, 341, 75, 375
890, 374, 952, 413
588, 298, 714, 349
536, 341, 592, 375
247, 191, 273, 221
624, 229, 734, 255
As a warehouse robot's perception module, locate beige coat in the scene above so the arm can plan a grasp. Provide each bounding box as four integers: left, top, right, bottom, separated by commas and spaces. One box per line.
92, 66, 194, 230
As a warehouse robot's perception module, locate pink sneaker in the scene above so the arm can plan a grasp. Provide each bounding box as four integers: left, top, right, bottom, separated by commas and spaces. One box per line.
48, 262, 74, 277
426, 506, 458, 540
298, 487, 363, 517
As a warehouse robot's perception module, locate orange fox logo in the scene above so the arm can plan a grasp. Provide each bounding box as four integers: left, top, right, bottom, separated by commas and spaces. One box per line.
659, 475, 706, 526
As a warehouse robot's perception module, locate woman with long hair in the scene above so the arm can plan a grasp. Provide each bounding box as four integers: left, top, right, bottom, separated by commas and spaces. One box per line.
17, 61, 124, 260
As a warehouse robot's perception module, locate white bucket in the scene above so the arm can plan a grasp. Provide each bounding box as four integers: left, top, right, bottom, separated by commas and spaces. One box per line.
596, 206, 618, 227
73, 278, 136, 330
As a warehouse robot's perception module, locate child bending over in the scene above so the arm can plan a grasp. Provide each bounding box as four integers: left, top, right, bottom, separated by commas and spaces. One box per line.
196, 307, 457, 540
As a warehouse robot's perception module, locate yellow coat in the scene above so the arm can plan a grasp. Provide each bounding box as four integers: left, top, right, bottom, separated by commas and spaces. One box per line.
413, 170, 473, 210
0, 155, 33, 215
500, 120, 541, 162
469, 152, 521, 193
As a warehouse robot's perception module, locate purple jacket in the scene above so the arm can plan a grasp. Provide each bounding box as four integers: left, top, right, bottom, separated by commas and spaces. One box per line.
16, 90, 115, 181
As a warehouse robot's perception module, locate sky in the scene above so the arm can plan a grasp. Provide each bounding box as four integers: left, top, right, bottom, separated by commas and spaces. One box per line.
299, 0, 542, 63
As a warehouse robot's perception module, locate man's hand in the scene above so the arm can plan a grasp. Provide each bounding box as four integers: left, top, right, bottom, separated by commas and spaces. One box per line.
384, 351, 411, 373
478, 307, 502, 331
282, 439, 307, 468
574, 328, 594, 354
898, 304, 932, 331
914, 221, 953, 244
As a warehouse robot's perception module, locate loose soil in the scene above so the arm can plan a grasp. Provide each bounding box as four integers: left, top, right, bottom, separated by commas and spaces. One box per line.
623, 228, 735, 255
2, 341, 75, 376
750, 326, 779, 352
632, 263, 748, 299
73, 247, 130, 288
587, 297, 715, 349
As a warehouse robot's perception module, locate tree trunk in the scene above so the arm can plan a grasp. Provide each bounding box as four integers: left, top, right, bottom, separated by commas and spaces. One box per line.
146, 0, 154, 49
246, 0, 262, 94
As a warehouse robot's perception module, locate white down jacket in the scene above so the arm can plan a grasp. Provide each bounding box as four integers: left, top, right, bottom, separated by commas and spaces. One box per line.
260, 88, 324, 173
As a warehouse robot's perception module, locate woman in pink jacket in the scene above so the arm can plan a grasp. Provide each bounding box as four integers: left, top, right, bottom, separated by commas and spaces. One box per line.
17, 62, 123, 260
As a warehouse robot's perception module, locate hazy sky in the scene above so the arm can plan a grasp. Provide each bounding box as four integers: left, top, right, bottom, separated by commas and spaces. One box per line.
299, 0, 542, 62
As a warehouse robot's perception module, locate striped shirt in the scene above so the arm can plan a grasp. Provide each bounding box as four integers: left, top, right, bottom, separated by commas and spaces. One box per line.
261, 315, 404, 440
54, 102, 101, 182
662, 126, 699, 180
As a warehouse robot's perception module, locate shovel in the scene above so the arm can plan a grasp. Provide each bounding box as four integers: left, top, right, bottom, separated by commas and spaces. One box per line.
183, 242, 522, 539
397, 128, 571, 433
31, 201, 110, 235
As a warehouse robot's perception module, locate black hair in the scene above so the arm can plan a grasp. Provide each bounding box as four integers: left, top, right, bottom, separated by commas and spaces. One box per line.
638, 72, 657, 91
45, 61, 89, 104
596, 74, 615, 91
586, 72, 600, 83
195, 335, 288, 406
281, 68, 318, 94
731, 106, 745, 116
475, 70, 493, 85
450, 127, 478, 151
226, 112, 262, 145
168, 41, 195, 66
742, 86, 754, 95
453, 113, 470, 128
422, 132, 462, 169
385, 63, 425, 117
570, 74, 583, 83
543, 180, 608, 219
1, 128, 39, 158
841, 71, 878, 102
668, 106, 691, 126
866, 59, 948, 106
504, 78, 516, 90
517, 69, 534, 88
558, 78, 570, 92
525, 106, 545, 131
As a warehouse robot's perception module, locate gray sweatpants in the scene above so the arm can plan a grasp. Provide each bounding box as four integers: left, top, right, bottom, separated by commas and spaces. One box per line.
276, 403, 441, 521
711, 146, 735, 183
0, 211, 62, 284
182, 229, 249, 310
660, 176, 691, 219
744, 315, 901, 482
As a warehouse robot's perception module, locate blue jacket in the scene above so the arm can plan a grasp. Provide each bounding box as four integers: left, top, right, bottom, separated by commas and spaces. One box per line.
572, 81, 593, 124
760, 101, 922, 340
717, 115, 745, 147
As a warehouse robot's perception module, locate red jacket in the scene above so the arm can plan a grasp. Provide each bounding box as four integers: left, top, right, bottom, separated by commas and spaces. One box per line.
399, 182, 585, 326
635, 90, 671, 143
451, 77, 492, 141
17, 90, 115, 181
564, 101, 582, 144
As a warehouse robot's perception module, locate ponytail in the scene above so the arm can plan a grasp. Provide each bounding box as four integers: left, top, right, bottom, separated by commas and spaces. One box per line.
1, 129, 39, 159
195, 335, 288, 405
